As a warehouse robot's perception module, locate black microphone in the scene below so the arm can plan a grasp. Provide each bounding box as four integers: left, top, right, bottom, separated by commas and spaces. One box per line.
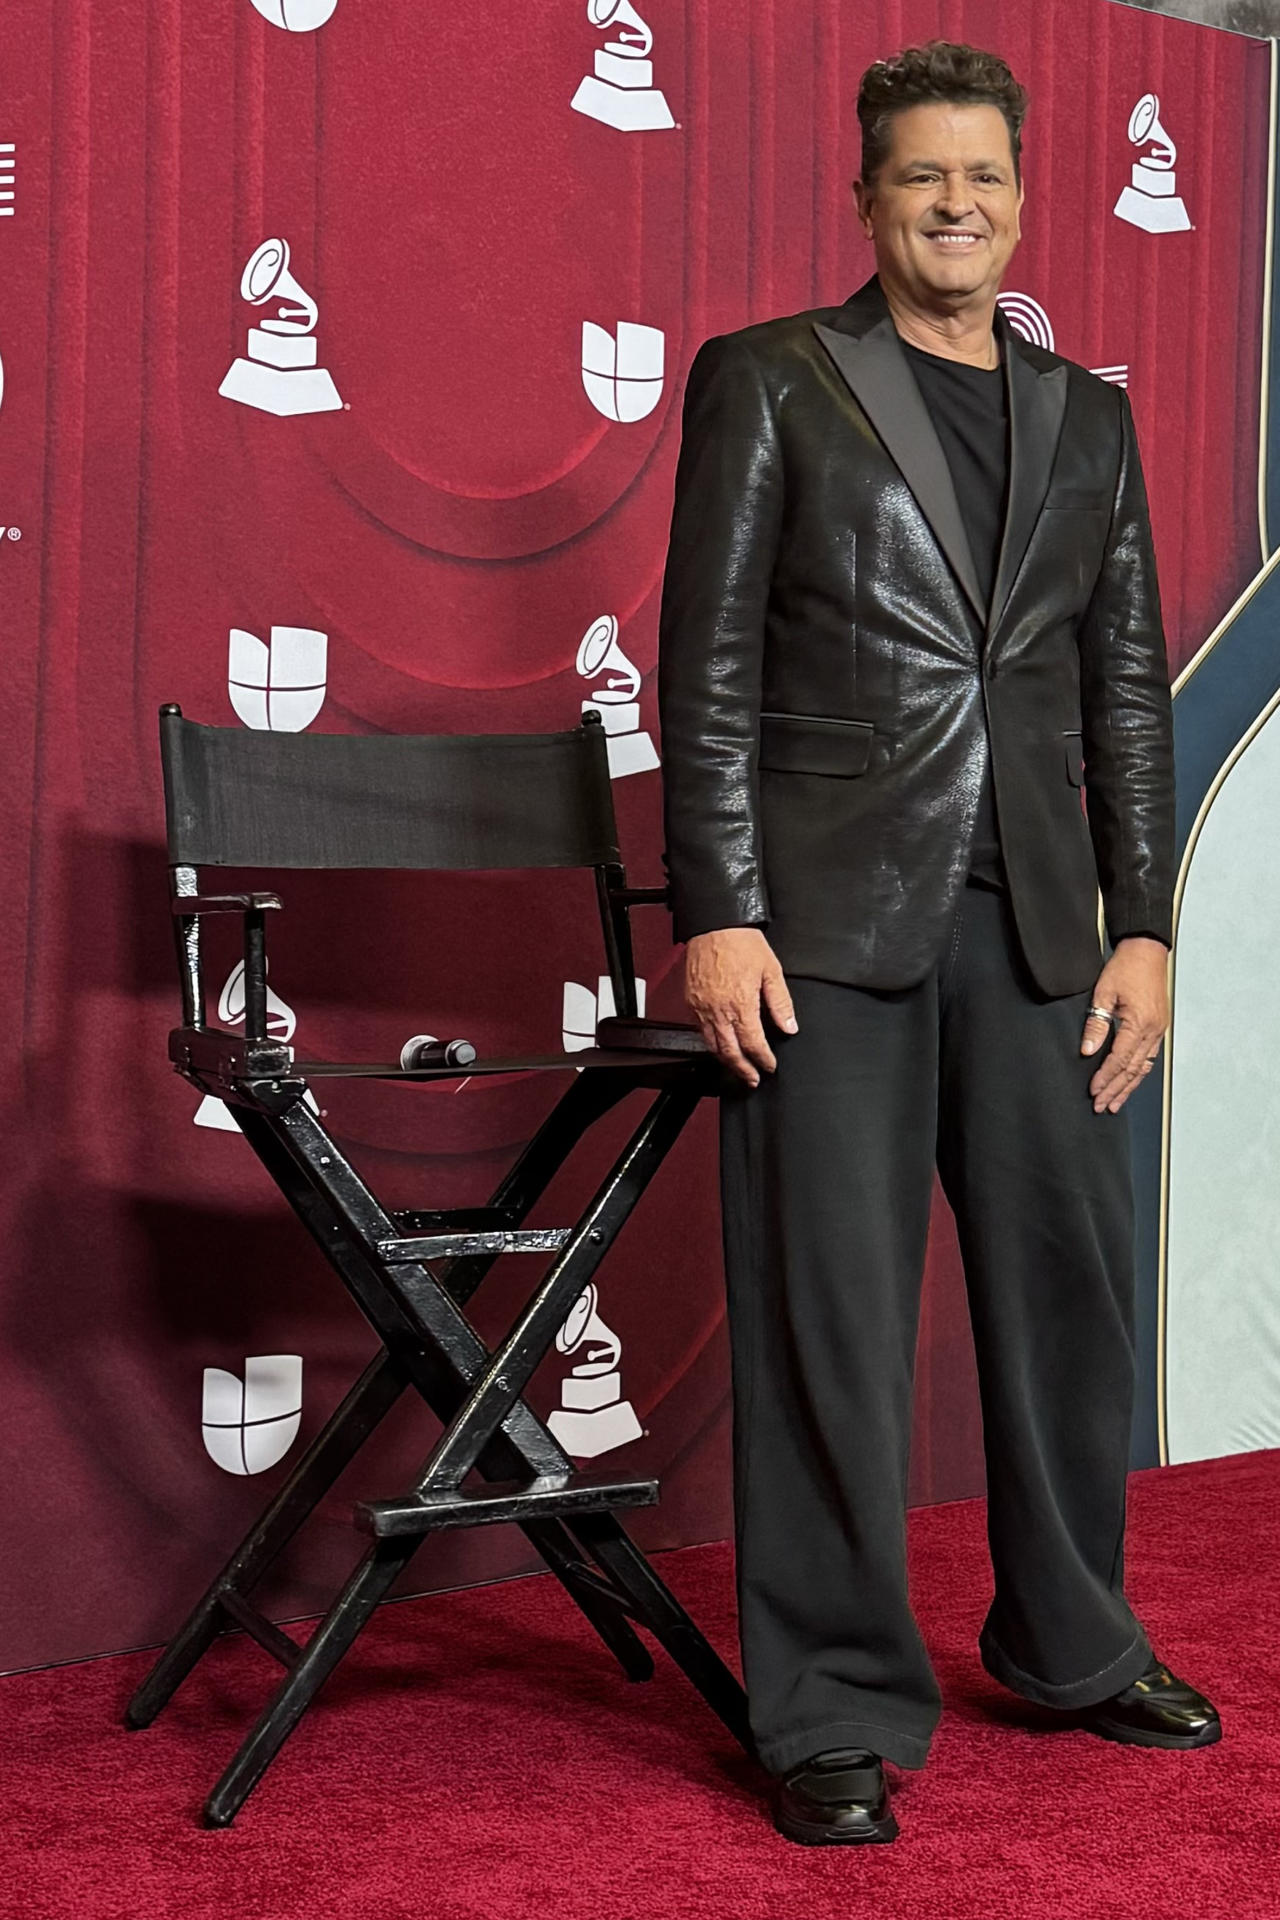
399, 1034, 477, 1072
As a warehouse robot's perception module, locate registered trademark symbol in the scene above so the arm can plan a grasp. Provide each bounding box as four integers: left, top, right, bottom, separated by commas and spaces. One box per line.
5, 526, 20, 541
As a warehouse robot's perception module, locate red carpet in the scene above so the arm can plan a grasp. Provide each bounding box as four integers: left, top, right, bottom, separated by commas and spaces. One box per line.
5, 1450, 1278, 1920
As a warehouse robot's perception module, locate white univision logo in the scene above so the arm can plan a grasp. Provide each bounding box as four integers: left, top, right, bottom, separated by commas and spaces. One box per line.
202, 1355, 303, 1475
562, 973, 646, 1051
1114, 93, 1191, 234
582, 320, 664, 422
576, 615, 659, 779
229, 625, 327, 732
571, 0, 674, 131
548, 1284, 643, 1458
249, 0, 338, 29
996, 292, 1130, 390
220, 238, 343, 417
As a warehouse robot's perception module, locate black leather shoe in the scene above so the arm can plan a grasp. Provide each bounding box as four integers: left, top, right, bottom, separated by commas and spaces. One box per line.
1077, 1659, 1221, 1750
772, 1748, 898, 1845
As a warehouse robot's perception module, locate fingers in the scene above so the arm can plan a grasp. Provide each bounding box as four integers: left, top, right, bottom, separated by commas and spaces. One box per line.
1089, 1018, 1163, 1113
761, 963, 799, 1037
1083, 948, 1169, 1114
1080, 1004, 1117, 1056
705, 1012, 775, 1086
684, 930, 795, 1087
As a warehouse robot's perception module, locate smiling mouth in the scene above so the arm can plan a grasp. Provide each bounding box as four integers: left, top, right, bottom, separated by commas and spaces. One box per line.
924, 231, 986, 247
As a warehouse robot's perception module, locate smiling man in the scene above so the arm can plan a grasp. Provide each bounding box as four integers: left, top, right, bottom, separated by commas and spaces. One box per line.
657, 42, 1219, 1846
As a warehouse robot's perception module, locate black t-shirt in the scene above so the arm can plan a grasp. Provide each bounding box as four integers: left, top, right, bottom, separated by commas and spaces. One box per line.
901, 339, 1008, 889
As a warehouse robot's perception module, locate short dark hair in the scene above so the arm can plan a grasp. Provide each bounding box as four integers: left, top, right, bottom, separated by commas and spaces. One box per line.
857, 41, 1029, 186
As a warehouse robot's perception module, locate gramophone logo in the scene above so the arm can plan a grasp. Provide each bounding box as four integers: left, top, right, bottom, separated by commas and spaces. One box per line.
249, 0, 338, 27
229, 625, 327, 732
202, 1355, 304, 1475
548, 1284, 643, 1458
219, 237, 343, 416
194, 960, 298, 1131
582, 321, 664, 422
996, 292, 1129, 389
571, 0, 674, 132
576, 615, 659, 779
1114, 93, 1192, 234
563, 973, 646, 1051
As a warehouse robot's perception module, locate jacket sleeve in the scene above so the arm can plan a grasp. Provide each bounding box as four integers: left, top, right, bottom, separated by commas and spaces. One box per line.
657, 333, 784, 943
1078, 387, 1176, 951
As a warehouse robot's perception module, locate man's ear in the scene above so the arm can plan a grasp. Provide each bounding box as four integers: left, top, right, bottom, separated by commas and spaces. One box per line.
852, 177, 875, 240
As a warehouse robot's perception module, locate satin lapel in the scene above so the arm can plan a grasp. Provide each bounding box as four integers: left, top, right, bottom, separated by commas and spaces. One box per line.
813, 318, 987, 627
988, 341, 1068, 639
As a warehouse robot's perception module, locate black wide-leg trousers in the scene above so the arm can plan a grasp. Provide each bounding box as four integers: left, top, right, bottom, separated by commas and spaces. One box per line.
719, 876, 1155, 1776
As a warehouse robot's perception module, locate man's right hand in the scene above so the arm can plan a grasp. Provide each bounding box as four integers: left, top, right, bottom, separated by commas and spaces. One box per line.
683, 928, 798, 1087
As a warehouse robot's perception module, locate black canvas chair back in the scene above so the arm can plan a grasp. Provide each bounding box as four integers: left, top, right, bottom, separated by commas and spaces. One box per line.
160, 707, 645, 1035
127, 707, 744, 1828
161, 708, 621, 872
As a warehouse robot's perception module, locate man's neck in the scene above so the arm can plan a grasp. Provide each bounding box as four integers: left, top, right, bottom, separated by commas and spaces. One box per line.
883, 287, 1000, 370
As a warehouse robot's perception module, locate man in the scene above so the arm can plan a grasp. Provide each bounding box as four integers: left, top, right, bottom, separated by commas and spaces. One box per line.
657, 41, 1220, 1846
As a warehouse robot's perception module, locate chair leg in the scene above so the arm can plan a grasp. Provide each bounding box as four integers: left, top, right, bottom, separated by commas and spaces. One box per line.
137, 1080, 737, 1823
125, 1352, 406, 1731
568, 1513, 752, 1752
202, 1540, 415, 1828
524, 1519, 655, 1683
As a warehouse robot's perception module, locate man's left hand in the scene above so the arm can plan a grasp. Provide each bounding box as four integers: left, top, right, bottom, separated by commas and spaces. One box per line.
1082, 937, 1170, 1114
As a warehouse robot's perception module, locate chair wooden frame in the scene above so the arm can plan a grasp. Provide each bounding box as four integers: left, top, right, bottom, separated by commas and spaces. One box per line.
124, 706, 749, 1825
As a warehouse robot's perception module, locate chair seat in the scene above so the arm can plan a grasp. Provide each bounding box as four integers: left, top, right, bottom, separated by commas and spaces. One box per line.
290, 1044, 711, 1077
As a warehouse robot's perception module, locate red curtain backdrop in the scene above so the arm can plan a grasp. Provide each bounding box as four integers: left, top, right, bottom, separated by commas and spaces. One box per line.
0, 0, 1269, 1670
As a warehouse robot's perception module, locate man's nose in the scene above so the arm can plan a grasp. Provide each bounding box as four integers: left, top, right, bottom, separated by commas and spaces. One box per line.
934, 174, 977, 218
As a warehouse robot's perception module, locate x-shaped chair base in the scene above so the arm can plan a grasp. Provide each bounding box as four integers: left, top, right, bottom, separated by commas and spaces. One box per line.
125, 1038, 750, 1826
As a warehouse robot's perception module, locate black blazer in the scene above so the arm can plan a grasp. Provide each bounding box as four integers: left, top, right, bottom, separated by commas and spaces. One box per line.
657, 275, 1175, 997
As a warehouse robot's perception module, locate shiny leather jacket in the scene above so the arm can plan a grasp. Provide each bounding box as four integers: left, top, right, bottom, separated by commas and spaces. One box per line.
657, 276, 1175, 996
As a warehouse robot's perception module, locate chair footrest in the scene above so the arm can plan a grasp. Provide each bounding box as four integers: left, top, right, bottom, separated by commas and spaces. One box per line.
356, 1471, 659, 1539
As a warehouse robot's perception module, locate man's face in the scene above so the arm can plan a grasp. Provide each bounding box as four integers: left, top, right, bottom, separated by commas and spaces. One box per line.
854, 102, 1024, 309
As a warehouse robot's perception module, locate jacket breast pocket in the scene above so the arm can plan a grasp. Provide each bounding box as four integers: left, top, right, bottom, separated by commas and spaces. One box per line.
758, 712, 874, 777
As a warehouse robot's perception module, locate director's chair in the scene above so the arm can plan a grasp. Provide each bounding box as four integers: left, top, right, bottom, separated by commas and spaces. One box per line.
124, 704, 749, 1826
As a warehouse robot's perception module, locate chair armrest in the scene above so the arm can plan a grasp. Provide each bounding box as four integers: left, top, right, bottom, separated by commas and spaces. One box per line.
171, 892, 283, 915
608, 886, 669, 907
594, 1016, 708, 1055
